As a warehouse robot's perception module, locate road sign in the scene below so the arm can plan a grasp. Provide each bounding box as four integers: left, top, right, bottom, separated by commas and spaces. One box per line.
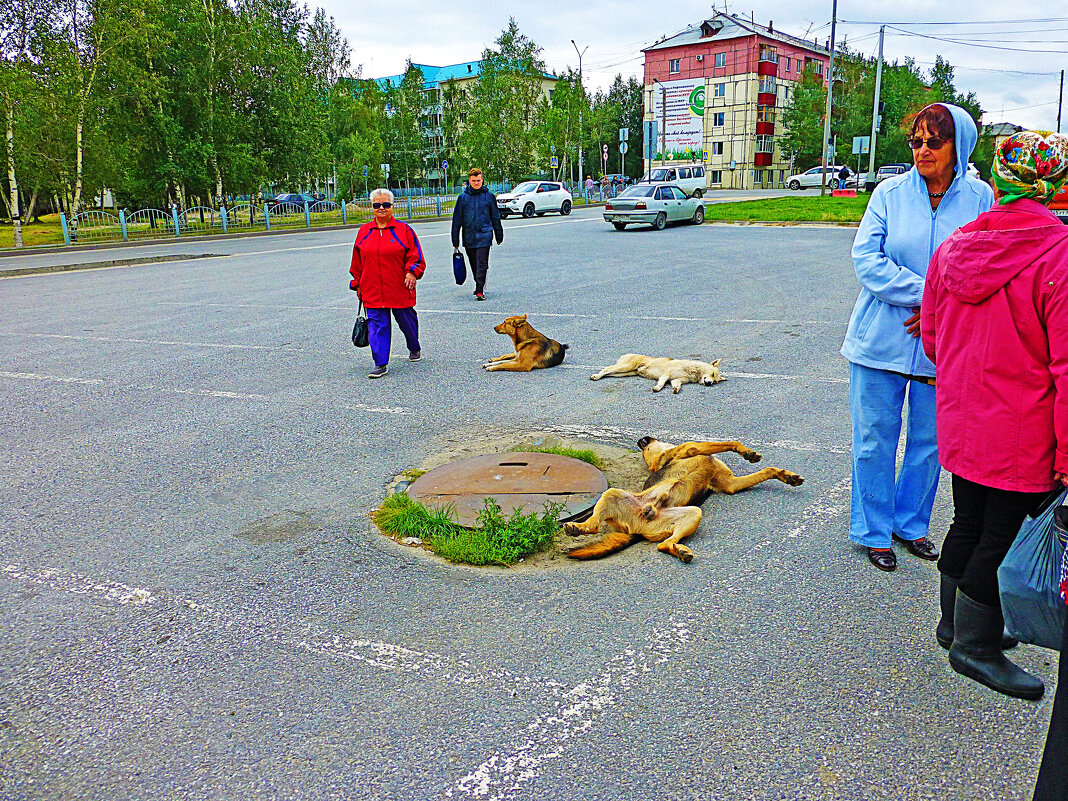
619, 142, 629, 155
852, 136, 870, 155
363, 165, 368, 177
550, 156, 559, 168
602, 143, 609, 159
551, 144, 556, 154
381, 163, 390, 175
643, 120, 658, 160
442, 160, 448, 169
619, 128, 629, 142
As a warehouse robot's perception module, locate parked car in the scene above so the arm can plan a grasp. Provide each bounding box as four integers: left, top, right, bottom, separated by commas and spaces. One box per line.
876, 163, 910, 182
637, 165, 707, 197
603, 183, 705, 231
496, 181, 572, 218
785, 165, 850, 190
1050, 182, 1068, 224
272, 192, 317, 208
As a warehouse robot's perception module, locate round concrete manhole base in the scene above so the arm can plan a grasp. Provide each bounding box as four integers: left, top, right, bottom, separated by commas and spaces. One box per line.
408, 452, 608, 528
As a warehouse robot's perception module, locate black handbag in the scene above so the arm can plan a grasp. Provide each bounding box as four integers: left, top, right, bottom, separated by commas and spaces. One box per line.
351, 300, 369, 348
453, 250, 466, 285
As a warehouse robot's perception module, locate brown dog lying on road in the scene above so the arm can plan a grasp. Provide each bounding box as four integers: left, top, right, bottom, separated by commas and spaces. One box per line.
590, 354, 724, 393
564, 437, 803, 563
482, 315, 569, 372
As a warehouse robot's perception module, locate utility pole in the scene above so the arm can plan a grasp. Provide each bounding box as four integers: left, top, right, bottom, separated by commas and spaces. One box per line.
653, 79, 667, 166
866, 25, 885, 190
820, 0, 838, 197
572, 39, 588, 182
1058, 69, 1064, 133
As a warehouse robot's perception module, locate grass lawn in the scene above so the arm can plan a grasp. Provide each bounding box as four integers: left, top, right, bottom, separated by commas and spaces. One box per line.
705, 195, 871, 224
0, 214, 67, 249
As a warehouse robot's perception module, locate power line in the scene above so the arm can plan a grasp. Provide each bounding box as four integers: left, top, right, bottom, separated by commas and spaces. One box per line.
840, 17, 1068, 26
887, 26, 1068, 54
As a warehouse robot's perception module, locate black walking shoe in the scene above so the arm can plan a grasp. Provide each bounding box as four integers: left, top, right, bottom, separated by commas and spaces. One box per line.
867, 547, 897, 572
368, 365, 388, 379
892, 533, 939, 560
948, 590, 1043, 700
408, 350, 421, 362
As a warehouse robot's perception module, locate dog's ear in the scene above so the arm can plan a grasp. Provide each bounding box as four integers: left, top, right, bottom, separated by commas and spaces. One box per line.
710, 358, 721, 367
517, 314, 527, 322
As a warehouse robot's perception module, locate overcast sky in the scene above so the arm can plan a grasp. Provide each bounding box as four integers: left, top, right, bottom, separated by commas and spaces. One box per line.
323, 0, 1067, 132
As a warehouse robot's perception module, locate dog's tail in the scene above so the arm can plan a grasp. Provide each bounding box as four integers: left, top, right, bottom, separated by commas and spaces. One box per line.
546, 343, 569, 368
566, 529, 635, 560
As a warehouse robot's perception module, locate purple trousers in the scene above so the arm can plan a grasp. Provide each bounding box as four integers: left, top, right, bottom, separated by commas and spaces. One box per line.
367, 307, 420, 367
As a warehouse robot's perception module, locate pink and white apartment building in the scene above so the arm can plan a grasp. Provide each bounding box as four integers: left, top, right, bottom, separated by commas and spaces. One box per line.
643, 13, 830, 190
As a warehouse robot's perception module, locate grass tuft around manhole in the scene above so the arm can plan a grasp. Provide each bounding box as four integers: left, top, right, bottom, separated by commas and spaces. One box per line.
510, 445, 603, 468
372, 493, 563, 566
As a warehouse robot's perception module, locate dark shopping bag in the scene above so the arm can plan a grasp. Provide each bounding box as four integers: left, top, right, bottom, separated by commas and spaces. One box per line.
453, 250, 466, 285
998, 488, 1068, 650
351, 300, 369, 348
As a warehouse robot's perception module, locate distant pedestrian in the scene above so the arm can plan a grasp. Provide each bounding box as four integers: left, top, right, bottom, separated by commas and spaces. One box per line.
922, 130, 1068, 702
585, 175, 594, 197
838, 165, 850, 187
349, 188, 425, 379
841, 102, 993, 573
451, 168, 503, 301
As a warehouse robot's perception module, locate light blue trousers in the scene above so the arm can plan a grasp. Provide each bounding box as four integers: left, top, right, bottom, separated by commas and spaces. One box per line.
848, 362, 940, 549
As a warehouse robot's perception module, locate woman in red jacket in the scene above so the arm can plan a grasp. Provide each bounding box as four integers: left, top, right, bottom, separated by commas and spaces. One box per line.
349, 189, 427, 378
921, 130, 1068, 701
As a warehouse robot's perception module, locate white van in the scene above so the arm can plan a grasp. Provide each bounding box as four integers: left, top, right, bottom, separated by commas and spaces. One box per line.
639, 164, 707, 197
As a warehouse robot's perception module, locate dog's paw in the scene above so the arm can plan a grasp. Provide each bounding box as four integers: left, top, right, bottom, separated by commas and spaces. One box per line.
562, 523, 587, 537
781, 471, 804, 486
672, 387, 681, 394
675, 545, 694, 564
742, 449, 762, 463
641, 504, 658, 521
652, 386, 662, 392
589, 374, 600, 381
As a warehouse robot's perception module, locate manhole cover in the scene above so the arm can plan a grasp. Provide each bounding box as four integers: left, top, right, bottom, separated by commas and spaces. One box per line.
408, 452, 608, 527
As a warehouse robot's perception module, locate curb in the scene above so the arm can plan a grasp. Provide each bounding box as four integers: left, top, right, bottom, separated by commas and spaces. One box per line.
705, 220, 861, 228
0, 252, 227, 279
0, 203, 611, 259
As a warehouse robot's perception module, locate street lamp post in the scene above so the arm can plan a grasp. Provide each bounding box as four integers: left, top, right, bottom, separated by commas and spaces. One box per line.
572, 39, 588, 184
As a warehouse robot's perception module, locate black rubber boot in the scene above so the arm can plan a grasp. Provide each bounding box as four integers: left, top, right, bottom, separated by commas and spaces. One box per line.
936, 574, 1017, 650
948, 590, 1043, 700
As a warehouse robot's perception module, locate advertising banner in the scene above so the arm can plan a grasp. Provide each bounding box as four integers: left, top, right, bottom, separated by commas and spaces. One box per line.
650, 78, 705, 160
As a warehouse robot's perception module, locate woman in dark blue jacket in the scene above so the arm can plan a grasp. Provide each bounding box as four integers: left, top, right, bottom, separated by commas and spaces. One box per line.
451, 168, 504, 300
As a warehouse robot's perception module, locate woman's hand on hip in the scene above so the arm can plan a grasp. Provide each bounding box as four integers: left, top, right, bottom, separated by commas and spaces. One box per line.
1055, 472, 1068, 488
904, 306, 921, 338
403, 272, 416, 290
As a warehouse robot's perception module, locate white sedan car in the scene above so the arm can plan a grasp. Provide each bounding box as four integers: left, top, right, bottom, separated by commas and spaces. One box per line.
603, 183, 704, 231
496, 181, 573, 218
785, 165, 849, 190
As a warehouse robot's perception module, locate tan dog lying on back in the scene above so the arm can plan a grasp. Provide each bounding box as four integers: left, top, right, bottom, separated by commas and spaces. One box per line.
590, 354, 724, 393
482, 315, 569, 372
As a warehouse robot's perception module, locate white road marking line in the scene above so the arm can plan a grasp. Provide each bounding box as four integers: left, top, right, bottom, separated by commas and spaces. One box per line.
154, 301, 836, 326
2, 564, 157, 605
443, 618, 692, 800
0, 369, 413, 413
786, 477, 852, 539
0, 332, 290, 351
0, 370, 269, 400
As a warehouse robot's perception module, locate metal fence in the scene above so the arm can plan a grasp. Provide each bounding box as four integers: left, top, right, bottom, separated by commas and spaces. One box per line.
57, 190, 604, 246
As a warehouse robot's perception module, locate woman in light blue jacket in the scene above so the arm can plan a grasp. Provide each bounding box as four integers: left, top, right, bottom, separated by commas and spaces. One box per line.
841, 103, 993, 572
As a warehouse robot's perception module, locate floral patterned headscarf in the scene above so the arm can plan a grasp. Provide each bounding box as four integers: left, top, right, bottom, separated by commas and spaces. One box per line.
992, 130, 1068, 206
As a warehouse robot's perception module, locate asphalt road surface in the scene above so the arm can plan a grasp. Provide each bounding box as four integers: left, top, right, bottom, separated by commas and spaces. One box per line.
0, 206, 1057, 800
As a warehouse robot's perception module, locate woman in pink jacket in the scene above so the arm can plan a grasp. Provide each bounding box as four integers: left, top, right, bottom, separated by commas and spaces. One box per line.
921, 130, 1068, 702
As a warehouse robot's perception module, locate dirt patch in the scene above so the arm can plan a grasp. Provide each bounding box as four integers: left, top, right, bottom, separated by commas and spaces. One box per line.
237, 510, 326, 543
380, 430, 661, 570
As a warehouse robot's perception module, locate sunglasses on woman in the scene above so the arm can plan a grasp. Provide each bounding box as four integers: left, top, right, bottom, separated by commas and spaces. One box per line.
908, 137, 948, 150
372, 202, 393, 209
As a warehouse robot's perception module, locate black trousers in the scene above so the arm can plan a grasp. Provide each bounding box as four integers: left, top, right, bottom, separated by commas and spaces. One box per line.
938, 474, 1049, 607
465, 246, 490, 293
1033, 614, 1068, 800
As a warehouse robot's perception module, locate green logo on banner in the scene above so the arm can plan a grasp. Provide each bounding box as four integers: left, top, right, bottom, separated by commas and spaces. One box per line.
688, 85, 705, 116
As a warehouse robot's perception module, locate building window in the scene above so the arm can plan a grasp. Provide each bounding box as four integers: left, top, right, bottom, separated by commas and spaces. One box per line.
756, 134, 774, 154
714, 52, 726, 68
712, 142, 724, 155
669, 58, 680, 74
755, 169, 764, 184
713, 82, 726, 98
713, 112, 725, 127
710, 170, 723, 184
757, 107, 776, 124
759, 76, 776, 94
759, 45, 778, 63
